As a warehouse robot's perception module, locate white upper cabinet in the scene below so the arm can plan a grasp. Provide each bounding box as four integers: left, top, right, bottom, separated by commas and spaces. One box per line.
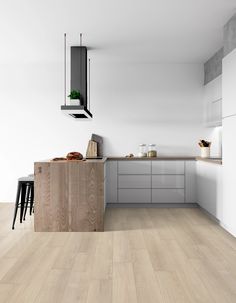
222, 48, 236, 118
204, 75, 222, 127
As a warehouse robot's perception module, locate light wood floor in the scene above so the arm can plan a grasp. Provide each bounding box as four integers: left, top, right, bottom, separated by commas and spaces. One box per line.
0, 203, 236, 303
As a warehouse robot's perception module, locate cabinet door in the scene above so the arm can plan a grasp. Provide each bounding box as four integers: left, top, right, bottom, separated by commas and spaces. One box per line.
204, 75, 222, 127
118, 175, 151, 189
118, 189, 151, 203
185, 161, 196, 203
106, 161, 117, 203
152, 161, 184, 174
211, 99, 222, 126
152, 175, 184, 188
197, 161, 222, 219
197, 162, 215, 216
222, 118, 235, 228
222, 48, 236, 118
118, 161, 151, 174
152, 189, 185, 203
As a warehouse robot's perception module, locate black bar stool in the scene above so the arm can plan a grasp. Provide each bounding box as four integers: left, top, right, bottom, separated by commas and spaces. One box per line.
12, 176, 34, 230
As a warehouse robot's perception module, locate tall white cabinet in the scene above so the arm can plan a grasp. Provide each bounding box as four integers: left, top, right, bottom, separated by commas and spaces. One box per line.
222, 48, 236, 236
222, 49, 236, 117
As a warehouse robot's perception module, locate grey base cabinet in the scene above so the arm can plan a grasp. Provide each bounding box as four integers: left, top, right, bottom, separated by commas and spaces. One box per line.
118, 189, 151, 203
106, 161, 118, 203
106, 160, 196, 204
152, 189, 185, 203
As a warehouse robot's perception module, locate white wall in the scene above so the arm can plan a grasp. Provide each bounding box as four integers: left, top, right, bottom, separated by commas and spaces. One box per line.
0, 61, 206, 202
0, 2, 207, 202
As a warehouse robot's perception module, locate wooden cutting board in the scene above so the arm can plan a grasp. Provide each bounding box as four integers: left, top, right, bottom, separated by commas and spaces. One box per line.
86, 140, 98, 158
91, 134, 103, 157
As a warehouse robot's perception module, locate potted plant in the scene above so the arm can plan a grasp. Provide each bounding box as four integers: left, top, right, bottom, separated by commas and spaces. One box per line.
68, 90, 81, 106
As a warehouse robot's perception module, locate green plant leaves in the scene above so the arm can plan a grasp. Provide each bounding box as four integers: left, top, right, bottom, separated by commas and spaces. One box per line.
68, 90, 80, 99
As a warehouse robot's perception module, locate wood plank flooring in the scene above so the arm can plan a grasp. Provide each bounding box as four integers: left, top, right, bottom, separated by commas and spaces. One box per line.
0, 203, 236, 303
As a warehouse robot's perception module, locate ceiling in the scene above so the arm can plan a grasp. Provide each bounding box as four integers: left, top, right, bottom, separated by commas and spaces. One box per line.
0, 0, 236, 63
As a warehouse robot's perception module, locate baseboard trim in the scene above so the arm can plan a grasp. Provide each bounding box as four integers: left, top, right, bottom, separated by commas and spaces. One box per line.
106, 203, 199, 208
198, 205, 236, 238
197, 205, 220, 223
219, 222, 236, 238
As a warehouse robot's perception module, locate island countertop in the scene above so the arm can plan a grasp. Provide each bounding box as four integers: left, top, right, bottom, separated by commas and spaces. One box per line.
35, 157, 107, 163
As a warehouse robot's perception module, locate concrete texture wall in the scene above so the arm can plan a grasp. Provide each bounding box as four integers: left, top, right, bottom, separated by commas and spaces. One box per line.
204, 48, 223, 85
224, 13, 236, 56
204, 13, 236, 85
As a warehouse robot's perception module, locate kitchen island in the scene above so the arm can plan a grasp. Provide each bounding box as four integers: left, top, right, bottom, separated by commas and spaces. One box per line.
34, 156, 222, 232
34, 159, 106, 232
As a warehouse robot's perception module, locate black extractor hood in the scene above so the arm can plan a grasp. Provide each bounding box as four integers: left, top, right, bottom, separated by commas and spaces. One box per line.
61, 34, 93, 119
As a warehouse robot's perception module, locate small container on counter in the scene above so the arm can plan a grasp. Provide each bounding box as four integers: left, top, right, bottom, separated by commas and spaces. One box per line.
200, 147, 210, 158
138, 144, 147, 157
147, 144, 157, 157
198, 140, 211, 158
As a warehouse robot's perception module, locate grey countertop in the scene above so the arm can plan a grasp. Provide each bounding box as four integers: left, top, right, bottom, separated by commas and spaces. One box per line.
107, 156, 222, 165
107, 156, 196, 161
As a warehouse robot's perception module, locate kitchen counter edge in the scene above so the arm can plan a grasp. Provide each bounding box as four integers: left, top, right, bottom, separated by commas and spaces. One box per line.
195, 157, 222, 165
107, 156, 222, 164
34, 156, 222, 165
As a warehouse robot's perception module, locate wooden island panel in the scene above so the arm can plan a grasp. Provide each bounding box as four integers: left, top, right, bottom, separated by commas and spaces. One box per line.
34, 160, 105, 232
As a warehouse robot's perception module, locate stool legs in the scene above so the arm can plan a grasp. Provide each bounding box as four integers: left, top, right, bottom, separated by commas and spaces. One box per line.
20, 183, 27, 223
12, 180, 34, 229
30, 185, 34, 215
23, 183, 34, 219
23, 184, 31, 220
12, 182, 21, 230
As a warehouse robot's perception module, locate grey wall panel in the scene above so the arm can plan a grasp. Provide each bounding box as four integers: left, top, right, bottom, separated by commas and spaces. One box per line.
224, 13, 236, 57
204, 48, 223, 85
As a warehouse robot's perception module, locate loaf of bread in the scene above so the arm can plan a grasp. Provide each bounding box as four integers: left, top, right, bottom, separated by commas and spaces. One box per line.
66, 152, 83, 160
